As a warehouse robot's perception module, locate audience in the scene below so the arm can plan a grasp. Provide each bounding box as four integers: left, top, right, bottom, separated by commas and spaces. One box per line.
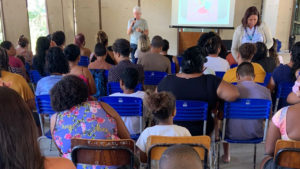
64, 44, 96, 95
159, 145, 203, 169
50, 75, 130, 160
161, 39, 180, 73
35, 47, 69, 96
0, 87, 76, 169
93, 30, 116, 65
33, 36, 50, 76
203, 34, 230, 72
137, 35, 171, 74
88, 43, 112, 70
136, 91, 191, 162
222, 62, 272, 163
110, 68, 145, 135
252, 42, 278, 73
51, 31, 65, 49
223, 43, 266, 83
135, 34, 151, 59
0, 47, 35, 110
16, 35, 33, 65
108, 38, 144, 83
158, 46, 239, 135
74, 33, 91, 57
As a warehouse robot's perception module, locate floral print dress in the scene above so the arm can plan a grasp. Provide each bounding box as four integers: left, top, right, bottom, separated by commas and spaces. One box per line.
53, 101, 120, 169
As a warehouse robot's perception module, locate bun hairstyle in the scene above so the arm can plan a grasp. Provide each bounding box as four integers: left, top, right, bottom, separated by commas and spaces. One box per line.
197, 32, 217, 56
74, 33, 85, 47
204, 35, 222, 55
18, 35, 29, 48
181, 46, 207, 74
144, 91, 176, 122
291, 41, 300, 80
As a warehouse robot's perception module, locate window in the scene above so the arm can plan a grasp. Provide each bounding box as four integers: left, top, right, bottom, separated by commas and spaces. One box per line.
27, 0, 49, 53
0, 0, 5, 42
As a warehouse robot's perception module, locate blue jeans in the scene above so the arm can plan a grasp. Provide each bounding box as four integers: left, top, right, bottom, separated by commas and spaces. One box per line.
130, 43, 137, 63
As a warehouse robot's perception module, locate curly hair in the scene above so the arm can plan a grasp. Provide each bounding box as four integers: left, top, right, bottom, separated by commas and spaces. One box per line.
291, 42, 300, 80
74, 33, 85, 47
96, 30, 108, 46
64, 44, 80, 62
0, 47, 9, 77
18, 35, 29, 48
269, 38, 280, 65
33, 37, 50, 76
138, 35, 150, 52
50, 75, 88, 112
144, 91, 175, 122
46, 47, 69, 74
181, 46, 207, 74
52, 31, 65, 46
239, 43, 257, 61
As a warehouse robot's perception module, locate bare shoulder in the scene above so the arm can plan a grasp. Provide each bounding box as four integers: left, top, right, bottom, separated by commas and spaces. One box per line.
45, 157, 76, 169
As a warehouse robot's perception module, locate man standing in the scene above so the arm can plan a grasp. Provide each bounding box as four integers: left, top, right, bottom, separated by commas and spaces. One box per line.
127, 6, 149, 62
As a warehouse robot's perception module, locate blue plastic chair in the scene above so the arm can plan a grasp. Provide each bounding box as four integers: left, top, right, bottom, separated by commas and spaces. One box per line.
221, 99, 272, 169
144, 71, 167, 86
89, 69, 108, 99
177, 57, 183, 67
171, 62, 176, 74
274, 82, 294, 112
78, 56, 89, 67
230, 64, 238, 69
29, 70, 43, 85
107, 82, 142, 95
215, 71, 225, 79
174, 100, 208, 134
100, 96, 143, 140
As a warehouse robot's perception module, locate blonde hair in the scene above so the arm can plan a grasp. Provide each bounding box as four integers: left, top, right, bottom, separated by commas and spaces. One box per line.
96, 30, 108, 46
138, 35, 150, 52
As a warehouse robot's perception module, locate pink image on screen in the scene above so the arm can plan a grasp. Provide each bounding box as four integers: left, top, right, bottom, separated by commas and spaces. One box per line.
186, 0, 218, 23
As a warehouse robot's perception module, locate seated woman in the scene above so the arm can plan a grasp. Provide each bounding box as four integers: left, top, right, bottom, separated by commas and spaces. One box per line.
50, 75, 130, 159
252, 42, 278, 73
161, 39, 180, 73
33, 36, 51, 76
158, 46, 239, 135
135, 34, 151, 59
64, 44, 96, 95
35, 47, 69, 96
0, 87, 76, 169
16, 35, 33, 65
74, 33, 92, 57
88, 43, 112, 70
136, 91, 191, 162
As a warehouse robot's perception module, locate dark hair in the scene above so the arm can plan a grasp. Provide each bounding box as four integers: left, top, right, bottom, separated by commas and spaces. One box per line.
197, 32, 218, 56
112, 39, 131, 57
204, 35, 222, 55
144, 91, 175, 122
269, 38, 280, 65
181, 46, 207, 74
162, 39, 169, 52
237, 62, 255, 77
75, 33, 85, 47
0, 87, 45, 169
96, 30, 108, 46
52, 31, 65, 46
94, 43, 107, 56
120, 68, 139, 90
64, 44, 80, 62
291, 42, 300, 80
238, 43, 257, 61
0, 47, 9, 77
151, 35, 164, 48
46, 47, 69, 74
252, 42, 267, 62
0, 41, 13, 50
50, 75, 88, 112
18, 35, 29, 48
241, 6, 261, 28
33, 37, 50, 76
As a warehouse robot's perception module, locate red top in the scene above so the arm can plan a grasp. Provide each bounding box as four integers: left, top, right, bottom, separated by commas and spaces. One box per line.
9, 56, 24, 68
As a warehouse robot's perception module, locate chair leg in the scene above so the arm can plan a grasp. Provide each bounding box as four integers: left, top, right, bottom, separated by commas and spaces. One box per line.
39, 114, 45, 136
253, 144, 257, 169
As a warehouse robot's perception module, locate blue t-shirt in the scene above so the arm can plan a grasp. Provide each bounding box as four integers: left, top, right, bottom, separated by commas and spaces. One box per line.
127, 18, 148, 44
35, 75, 63, 96
272, 64, 293, 86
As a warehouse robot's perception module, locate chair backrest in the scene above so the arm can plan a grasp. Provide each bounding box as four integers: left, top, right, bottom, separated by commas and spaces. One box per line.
177, 57, 182, 67
274, 140, 300, 168
263, 73, 272, 86
101, 96, 143, 117
29, 70, 42, 85
89, 69, 107, 98
171, 62, 176, 74
78, 56, 89, 67
144, 71, 167, 86
147, 136, 211, 169
35, 95, 55, 115
277, 82, 294, 99
215, 71, 225, 79
230, 64, 238, 69
106, 82, 142, 95
71, 138, 135, 167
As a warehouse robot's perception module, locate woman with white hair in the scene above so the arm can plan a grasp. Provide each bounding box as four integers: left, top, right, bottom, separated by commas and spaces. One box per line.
127, 6, 149, 62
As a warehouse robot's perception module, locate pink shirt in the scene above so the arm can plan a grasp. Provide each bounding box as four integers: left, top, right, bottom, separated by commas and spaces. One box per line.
9, 56, 24, 68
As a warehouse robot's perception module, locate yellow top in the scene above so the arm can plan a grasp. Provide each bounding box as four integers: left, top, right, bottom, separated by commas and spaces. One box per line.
223, 62, 266, 83
0, 70, 34, 101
